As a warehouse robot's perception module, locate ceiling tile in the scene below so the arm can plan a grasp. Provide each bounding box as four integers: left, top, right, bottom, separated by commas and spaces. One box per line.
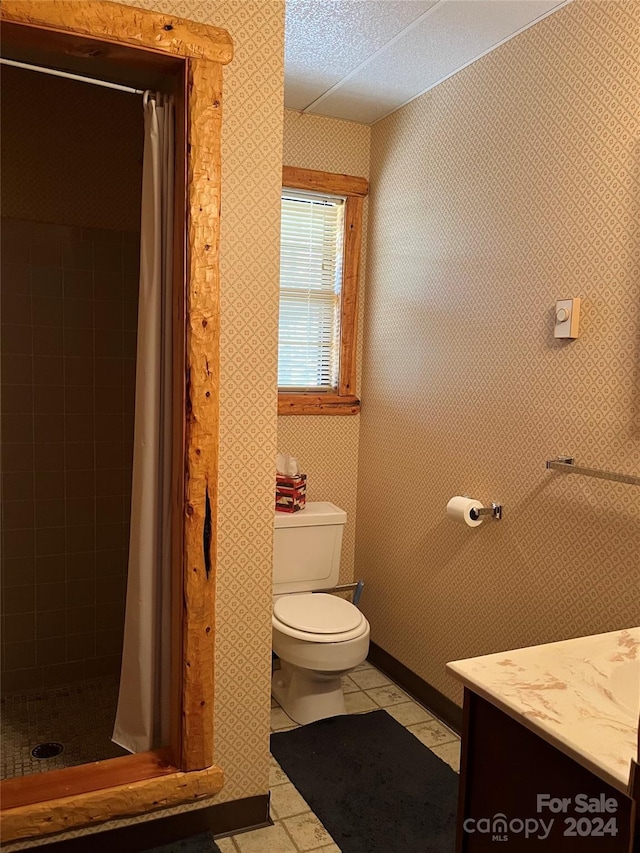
290, 0, 567, 124
285, 0, 437, 110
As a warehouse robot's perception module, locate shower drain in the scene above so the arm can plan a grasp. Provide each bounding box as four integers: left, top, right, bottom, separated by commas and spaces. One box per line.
31, 742, 64, 760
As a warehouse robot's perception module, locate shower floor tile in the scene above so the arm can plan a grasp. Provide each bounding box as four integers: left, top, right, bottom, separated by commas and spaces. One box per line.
0, 676, 129, 780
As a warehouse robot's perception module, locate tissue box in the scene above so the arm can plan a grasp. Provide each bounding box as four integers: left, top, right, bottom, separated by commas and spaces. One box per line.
275, 473, 307, 513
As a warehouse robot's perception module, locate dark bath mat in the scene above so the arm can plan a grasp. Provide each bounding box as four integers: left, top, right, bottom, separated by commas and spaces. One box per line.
271, 709, 458, 853
142, 830, 222, 853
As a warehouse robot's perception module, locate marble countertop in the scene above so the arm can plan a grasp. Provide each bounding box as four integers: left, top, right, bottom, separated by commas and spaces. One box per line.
447, 627, 640, 794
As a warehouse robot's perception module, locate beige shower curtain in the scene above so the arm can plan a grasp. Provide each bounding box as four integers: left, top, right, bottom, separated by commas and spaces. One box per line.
113, 92, 174, 753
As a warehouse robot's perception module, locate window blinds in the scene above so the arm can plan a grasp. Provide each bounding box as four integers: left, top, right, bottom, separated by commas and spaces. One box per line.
278, 188, 345, 390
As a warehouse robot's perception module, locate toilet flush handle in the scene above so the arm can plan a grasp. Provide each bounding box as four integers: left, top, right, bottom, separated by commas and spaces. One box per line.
312, 580, 365, 608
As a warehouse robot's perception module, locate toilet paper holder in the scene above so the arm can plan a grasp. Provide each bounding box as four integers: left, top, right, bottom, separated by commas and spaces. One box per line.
466, 500, 503, 521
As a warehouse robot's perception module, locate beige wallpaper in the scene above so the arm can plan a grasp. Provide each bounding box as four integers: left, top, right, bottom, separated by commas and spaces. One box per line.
279, 110, 370, 585
1, 66, 142, 231
356, 0, 640, 707
130, 0, 284, 807
5, 2, 284, 848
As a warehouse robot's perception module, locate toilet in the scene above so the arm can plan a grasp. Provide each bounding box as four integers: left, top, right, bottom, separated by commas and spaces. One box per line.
271, 501, 370, 725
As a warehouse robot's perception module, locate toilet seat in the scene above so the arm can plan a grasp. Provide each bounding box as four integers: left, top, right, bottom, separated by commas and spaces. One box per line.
275, 593, 362, 633
273, 593, 368, 643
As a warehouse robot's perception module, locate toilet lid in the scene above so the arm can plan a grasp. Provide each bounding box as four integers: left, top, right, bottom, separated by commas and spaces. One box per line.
273, 593, 364, 634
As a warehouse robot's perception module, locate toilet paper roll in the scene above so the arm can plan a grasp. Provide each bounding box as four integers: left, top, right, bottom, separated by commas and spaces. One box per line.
446, 496, 484, 528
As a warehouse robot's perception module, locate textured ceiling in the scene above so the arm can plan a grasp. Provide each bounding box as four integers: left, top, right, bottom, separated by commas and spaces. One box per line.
285, 0, 570, 124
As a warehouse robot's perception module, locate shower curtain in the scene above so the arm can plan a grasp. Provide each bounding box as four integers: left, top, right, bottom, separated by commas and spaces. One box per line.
113, 92, 174, 753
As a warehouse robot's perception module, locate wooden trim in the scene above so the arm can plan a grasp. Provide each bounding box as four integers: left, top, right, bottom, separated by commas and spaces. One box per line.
278, 393, 361, 416
0, 20, 184, 89
279, 166, 368, 416
282, 165, 368, 198
0, 1, 233, 65
1, 764, 224, 842
35, 795, 271, 853
368, 642, 463, 733
0, 2, 229, 844
0, 750, 174, 811
181, 57, 222, 771
169, 59, 189, 773
338, 195, 363, 398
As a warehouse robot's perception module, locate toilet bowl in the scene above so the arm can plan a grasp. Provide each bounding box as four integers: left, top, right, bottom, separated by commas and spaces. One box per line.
272, 592, 370, 725
271, 502, 370, 725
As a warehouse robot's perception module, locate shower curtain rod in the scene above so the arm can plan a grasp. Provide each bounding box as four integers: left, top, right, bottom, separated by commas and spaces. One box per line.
0, 56, 149, 95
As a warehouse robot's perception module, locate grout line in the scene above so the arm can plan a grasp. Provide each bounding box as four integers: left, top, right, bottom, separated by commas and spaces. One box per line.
266, 668, 460, 852
279, 815, 306, 853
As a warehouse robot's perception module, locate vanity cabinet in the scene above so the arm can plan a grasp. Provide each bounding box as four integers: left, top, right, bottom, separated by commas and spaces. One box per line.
456, 690, 636, 851
447, 629, 640, 853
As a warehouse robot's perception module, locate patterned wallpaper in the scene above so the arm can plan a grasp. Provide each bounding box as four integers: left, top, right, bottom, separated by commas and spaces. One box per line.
130, 0, 284, 808
8, 0, 640, 845
1, 66, 142, 231
356, 0, 640, 706
280, 110, 370, 585
5, 2, 284, 848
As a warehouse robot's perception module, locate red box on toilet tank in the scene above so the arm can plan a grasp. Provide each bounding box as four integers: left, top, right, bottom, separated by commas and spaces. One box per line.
275, 473, 307, 512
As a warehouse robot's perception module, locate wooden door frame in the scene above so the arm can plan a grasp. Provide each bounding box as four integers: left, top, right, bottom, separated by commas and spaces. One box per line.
0, 1, 232, 843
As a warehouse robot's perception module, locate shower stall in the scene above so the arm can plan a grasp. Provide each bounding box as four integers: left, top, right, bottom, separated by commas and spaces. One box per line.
0, 62, 143, 777
0, 5, 227, 843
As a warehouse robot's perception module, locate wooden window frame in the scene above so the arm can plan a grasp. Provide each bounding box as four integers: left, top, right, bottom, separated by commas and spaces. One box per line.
0, 1, 232, 843
278, 166, 368, 416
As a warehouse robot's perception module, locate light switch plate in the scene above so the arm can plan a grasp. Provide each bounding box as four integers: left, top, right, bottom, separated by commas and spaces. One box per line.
554, 298, 580, 339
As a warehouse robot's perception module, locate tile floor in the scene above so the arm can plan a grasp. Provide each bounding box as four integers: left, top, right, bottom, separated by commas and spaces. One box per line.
216, 661, 461, 853
0, 676, 128, 779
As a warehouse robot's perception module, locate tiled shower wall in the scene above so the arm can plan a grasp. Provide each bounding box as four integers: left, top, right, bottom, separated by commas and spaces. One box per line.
1, 218, 140, 694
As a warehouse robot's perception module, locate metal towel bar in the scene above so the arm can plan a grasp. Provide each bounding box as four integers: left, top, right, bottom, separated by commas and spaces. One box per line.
546, 456, 640, 487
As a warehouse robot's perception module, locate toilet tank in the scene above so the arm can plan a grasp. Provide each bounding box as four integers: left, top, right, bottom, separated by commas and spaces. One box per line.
273, 502, 346, 595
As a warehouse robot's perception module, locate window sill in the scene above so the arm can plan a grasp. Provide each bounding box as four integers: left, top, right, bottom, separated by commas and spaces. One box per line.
278, 393, 361, 416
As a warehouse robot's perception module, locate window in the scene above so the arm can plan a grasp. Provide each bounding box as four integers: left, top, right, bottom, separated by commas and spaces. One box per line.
278, 166, 368, 415
278, 188, 344, 391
